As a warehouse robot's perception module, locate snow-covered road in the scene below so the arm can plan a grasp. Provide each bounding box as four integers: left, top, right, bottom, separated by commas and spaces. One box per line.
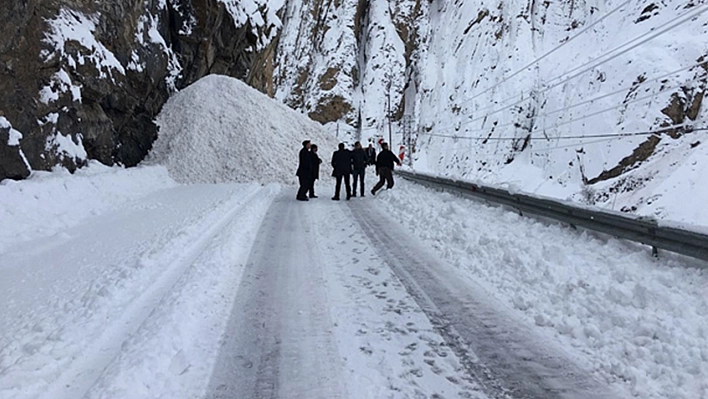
1, 169, 706, 399
0, 181, 279, 399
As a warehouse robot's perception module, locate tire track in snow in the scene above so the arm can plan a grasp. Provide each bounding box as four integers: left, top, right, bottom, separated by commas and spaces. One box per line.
205, 194, 347, 399
349, 200, 620, 399
39, 185, 266, 399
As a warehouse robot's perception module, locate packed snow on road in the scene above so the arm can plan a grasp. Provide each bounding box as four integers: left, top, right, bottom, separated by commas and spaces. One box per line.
1, 76, 706, 399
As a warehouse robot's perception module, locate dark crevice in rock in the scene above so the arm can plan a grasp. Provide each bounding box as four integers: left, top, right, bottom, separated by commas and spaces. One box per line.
587, 135, 661, 185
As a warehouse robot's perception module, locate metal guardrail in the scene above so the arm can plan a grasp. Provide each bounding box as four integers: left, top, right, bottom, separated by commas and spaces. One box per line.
397, 170, 708, 263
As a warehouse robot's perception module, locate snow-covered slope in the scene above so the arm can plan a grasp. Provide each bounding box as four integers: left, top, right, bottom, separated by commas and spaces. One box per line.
150, 74, 337, 184
408, 0, 708, 227
271, 0, 707, 227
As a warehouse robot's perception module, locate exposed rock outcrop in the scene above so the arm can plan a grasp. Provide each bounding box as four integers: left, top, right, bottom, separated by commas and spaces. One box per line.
0, 0, 281, 180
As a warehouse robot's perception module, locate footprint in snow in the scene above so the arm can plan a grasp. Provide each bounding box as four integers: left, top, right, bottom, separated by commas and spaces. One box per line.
359, 346, 373, 355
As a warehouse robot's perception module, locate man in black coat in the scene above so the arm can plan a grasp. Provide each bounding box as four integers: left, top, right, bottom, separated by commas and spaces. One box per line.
365, 143, 377, 166
371, 142, 402, 196
351, 141, 368, 197
331, 143, 352, 200
296, 140, 312, 201
308, 144, 322, 198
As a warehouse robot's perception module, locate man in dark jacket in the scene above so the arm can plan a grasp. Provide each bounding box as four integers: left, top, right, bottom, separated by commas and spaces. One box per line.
331, 143, 352, 200
351, 141, 367, 197
371, 142, 402, 196
296, 140, 312, 201
308, 144, 322, 198
365, 143, 377, 166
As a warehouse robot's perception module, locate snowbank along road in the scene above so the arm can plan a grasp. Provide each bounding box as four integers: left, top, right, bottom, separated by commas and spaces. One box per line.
1, 170, 706, 399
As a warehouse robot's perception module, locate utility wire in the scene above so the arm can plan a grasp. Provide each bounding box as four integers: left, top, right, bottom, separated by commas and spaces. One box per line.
431, 2, 708, 134
442, 137, 622, 162
420, 124, 708, 141
540, 78, 705, 130
350, 6, 708, 141
432, 61, 707, 134
464, 0, 632, 103
456, 1, 702, 115
543, 63, 708, 116
542, 4, 708, 91
426, 6, 708, 134
421, 73, 706, 139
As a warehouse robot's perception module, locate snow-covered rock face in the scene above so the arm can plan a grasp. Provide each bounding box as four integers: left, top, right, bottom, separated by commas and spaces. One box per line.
273, 0, 422, 137
272, 0, 707, 225
404, 0, 708, 226
0, 0, 283, 180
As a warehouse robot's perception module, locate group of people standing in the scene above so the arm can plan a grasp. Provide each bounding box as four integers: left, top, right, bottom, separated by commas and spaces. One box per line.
296, 140, 402, 201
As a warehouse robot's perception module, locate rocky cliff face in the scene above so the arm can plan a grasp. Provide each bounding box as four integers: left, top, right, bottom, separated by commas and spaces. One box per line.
273, 0, 424, 136
0, 0, 281, 180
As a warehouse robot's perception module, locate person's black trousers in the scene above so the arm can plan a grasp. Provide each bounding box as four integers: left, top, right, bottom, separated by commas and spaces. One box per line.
334, 174, 351, 199
372, 167, 394, 194
297, 175, 311, 199
308, 178, 318, 197
352, 169, 365, 196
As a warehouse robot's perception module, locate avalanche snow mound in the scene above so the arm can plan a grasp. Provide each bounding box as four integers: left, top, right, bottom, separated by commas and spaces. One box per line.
150, 75, 336, 184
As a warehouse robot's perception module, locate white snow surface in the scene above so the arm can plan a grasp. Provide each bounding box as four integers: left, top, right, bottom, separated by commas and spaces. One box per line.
0, 165, 278, 399
0, 163, 175, 255
0, 160, 706, 399
0, 166, 484, 399
150, 74, 337, 184
374, 178, 708, 399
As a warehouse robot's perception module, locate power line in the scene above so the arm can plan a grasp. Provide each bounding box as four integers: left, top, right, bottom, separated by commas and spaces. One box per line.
419, 124, 708, 141
354, 6, 708, 144
524, 137, 620, 152
538, 76, 707, 130
543, 62, 708, 116
454, 2, 704, 118
430, 3, 708, 134
541, 4, 708, 91
421, 72, 706, 139
432, 61, 707, 135
463, 0, 632, 104
428, 6, 708, 134
438, 138, 622, 165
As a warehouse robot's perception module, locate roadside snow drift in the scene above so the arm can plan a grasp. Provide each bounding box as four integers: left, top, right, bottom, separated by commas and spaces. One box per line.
0, 163, 176, 255
150, 75, 336, 184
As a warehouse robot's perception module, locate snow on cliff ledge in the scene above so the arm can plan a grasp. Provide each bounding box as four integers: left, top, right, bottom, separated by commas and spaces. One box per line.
150, 75, 336, 184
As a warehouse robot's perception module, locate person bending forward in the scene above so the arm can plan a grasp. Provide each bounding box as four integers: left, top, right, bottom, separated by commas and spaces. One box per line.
371, 142, 401, 196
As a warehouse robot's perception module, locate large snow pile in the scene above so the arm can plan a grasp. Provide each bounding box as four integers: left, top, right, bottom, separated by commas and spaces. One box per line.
150, 75, 336, 184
